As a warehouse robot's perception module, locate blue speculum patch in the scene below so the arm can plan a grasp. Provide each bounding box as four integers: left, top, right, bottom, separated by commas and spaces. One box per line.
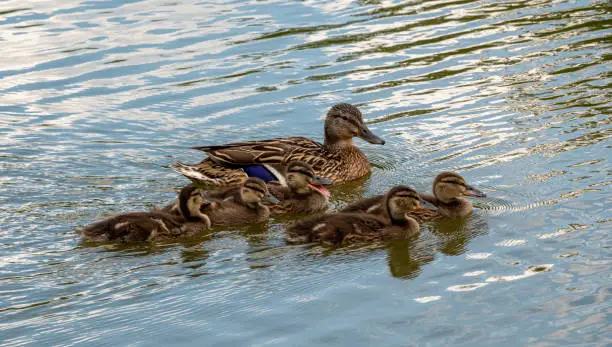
243, 165, 278, 182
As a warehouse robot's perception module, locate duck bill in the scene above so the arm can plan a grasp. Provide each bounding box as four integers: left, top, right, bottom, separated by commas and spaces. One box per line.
463, 185, 486, 198
200, 201, 212, 212
265, 194, 281, 204
359, 125, 385, 145
419, 198, 438, 211
308, 183, 331, 198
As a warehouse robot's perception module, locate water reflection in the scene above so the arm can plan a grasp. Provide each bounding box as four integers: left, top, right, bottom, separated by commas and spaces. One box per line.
433, 214, 488, 256
386, 213, 488, 279
1, 0, 610, 345
387, 236, 435, 279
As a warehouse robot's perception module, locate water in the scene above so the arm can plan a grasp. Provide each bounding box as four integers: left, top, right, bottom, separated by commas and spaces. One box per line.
1, 0, 610, 345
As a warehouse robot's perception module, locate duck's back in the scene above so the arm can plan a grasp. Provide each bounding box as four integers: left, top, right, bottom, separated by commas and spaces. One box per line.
200, 137, 322, 166
340, 195, 384, 214
342, 195, 440, 223
204, 200, 269, 226
287, 212, 389, 244
78, 212, 184, 243
197, 137, 370, 183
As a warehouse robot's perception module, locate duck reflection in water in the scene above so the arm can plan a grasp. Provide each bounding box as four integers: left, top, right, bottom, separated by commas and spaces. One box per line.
386, 213, 489, 279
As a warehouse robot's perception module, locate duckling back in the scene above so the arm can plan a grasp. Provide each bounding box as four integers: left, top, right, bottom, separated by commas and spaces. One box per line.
341, 194, 439, 222
340, 195, 384, 214
203, 199, 270, 226
77, 212, 188, 243
286, 212, 401, 245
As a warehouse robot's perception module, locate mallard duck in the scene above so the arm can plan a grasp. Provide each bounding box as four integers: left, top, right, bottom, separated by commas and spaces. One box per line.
286, 186, 421, 245
340, 172, 486, 220
77, 185, 210, 243
171, 103, 385, 186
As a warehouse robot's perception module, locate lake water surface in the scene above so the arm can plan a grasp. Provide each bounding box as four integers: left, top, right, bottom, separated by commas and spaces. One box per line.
1, 0, 610, 345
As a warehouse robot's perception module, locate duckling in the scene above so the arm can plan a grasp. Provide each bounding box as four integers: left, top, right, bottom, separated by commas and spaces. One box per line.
172, 103, 385, 186
77, 185, 210, 243
420, 172, 486, 219
340, 172, 485, 220
175, 161, 332, 216
267, 161, 332, 215
286, 186, 421, 245
201, 177, 278, 226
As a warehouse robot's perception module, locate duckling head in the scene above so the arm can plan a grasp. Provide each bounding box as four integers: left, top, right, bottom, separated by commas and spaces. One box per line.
178, 184, 210, 225
285, 161, 332, 197
324, 103, 385, 146
384, 186, 422, 224
240, 177, 279, 208
433, 172, 486, 203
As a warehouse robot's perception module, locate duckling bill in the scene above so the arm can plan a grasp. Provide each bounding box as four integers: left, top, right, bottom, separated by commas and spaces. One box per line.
286, 186, 421, 245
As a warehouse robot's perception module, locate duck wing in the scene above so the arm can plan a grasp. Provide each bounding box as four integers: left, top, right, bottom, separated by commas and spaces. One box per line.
192, 137, 323, 166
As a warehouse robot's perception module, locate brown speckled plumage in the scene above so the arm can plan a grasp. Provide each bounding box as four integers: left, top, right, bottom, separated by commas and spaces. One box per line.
340, 172, 485, 221
171, 103, 384, 186
286, 186, 420, 245
159, 178, 273, 227
78, 185, 210, 243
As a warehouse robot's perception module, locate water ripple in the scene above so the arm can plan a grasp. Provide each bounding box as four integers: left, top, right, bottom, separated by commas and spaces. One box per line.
1, 0, 610, 345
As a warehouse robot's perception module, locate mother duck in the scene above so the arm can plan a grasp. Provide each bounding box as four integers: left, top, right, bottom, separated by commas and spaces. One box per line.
172, 103, 385, 186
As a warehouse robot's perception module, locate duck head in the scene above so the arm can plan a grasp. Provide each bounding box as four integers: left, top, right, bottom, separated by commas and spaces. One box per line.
285, 161, 332, 198
433, 172, 486, 204
240, 177, 279, 208
324, 103, 385, 146
384, 186, 422, 224
178, 184, 211, 226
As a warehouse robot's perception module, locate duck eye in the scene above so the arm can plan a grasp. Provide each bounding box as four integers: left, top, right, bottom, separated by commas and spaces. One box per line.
443, 180, 464, 186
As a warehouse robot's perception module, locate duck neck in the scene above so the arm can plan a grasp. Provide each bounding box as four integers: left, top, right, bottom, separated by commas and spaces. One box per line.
237, 194, 260, 210
180, 200, 202, 222
385, 201, 402, 226
435, 195, 463, 206
405, 216, 419, 233
291, 185, 313, 196
323, 134, 355, 149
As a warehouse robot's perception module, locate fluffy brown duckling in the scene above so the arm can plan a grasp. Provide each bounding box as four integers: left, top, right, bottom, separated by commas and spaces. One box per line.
340, 172, 485, 221
201, 177, 278, 226
189, 161, 332, 216
77, 185, 210, 243
267, 161, 331, 215
420, 171, 486, 219
286, 186, 421, 245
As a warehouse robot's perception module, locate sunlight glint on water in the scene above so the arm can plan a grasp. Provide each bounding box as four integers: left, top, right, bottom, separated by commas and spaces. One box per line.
0, 0, 610, 345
